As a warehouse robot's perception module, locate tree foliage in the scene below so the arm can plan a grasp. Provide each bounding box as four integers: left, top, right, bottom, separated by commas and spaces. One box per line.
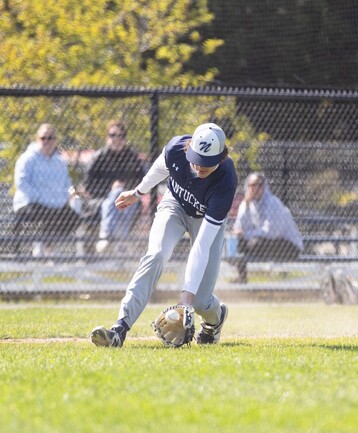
0, 0, 222, 87
0, 0, 226, 186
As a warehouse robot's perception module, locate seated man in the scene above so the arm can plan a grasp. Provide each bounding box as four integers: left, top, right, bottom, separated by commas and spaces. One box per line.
233, 172, 303, 283
77, 119, 147, 253
13, 123, 82, 257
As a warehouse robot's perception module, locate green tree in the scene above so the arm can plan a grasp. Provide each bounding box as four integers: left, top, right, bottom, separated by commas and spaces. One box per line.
0, 0, 222, 87
0, 0, 224, 184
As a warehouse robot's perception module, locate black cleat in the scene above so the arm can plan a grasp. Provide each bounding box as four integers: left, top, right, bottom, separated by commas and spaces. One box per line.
91, 325, 126, 348
197, 303, 228, 345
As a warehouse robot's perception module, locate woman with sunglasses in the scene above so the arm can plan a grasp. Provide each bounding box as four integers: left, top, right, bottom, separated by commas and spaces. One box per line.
12, 123, 81, 257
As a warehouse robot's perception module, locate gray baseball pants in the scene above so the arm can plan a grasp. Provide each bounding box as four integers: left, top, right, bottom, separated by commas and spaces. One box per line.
118, 190, 226, 328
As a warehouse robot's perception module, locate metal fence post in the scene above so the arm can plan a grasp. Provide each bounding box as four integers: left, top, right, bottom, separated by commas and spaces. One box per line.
149, 90, 159, 218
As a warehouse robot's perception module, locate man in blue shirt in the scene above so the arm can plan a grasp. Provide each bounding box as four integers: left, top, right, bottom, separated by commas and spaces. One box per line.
91, 123, 238, 348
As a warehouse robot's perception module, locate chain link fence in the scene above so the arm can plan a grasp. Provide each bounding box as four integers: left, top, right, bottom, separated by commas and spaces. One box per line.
0, 86, 357, 302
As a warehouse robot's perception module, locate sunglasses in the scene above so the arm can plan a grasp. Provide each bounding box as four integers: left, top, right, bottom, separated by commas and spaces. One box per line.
108, 132, 126, 138
39, 136, 55, 141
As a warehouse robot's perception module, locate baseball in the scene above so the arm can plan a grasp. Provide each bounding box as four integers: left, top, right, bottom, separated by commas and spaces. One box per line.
165, 309, 180, 322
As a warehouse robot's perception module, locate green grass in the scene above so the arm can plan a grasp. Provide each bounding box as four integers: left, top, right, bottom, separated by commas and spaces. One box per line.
0, 302, 357, 433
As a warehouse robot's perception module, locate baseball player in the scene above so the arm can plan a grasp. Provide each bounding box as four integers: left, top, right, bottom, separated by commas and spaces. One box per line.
91, 123, 238, 347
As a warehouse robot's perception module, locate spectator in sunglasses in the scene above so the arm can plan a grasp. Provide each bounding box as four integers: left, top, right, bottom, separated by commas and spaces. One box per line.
12, 123, 81, 257
76, 119, 147, 254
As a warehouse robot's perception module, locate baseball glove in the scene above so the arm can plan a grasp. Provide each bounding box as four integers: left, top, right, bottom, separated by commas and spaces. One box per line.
152, 305, 195, 348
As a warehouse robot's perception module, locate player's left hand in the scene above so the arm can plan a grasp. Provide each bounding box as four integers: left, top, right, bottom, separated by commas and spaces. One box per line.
152, 305, 195, 348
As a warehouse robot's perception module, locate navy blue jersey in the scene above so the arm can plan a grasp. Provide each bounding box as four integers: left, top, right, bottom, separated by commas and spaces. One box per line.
164, 135, 238, 225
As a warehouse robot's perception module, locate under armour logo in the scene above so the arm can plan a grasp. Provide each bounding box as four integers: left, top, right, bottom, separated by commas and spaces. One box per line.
172, 163, 179, 171
199, 141, 212, 153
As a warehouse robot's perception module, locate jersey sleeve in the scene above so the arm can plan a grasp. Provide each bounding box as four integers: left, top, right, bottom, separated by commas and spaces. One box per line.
205, 159, 237, 226
205, 186, 236, 226
135, 148, 168, 194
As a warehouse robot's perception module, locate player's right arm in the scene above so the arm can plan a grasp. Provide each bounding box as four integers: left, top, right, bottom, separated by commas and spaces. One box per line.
115, 150, 168, 210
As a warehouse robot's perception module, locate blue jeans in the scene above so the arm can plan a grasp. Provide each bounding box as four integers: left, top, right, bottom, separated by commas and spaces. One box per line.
99, 187, 141, 240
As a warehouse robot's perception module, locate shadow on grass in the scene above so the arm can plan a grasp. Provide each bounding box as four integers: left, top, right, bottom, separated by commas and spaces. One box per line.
122, 340, 254, 350
221, 339, 358, 351
314, 344, 358, 352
